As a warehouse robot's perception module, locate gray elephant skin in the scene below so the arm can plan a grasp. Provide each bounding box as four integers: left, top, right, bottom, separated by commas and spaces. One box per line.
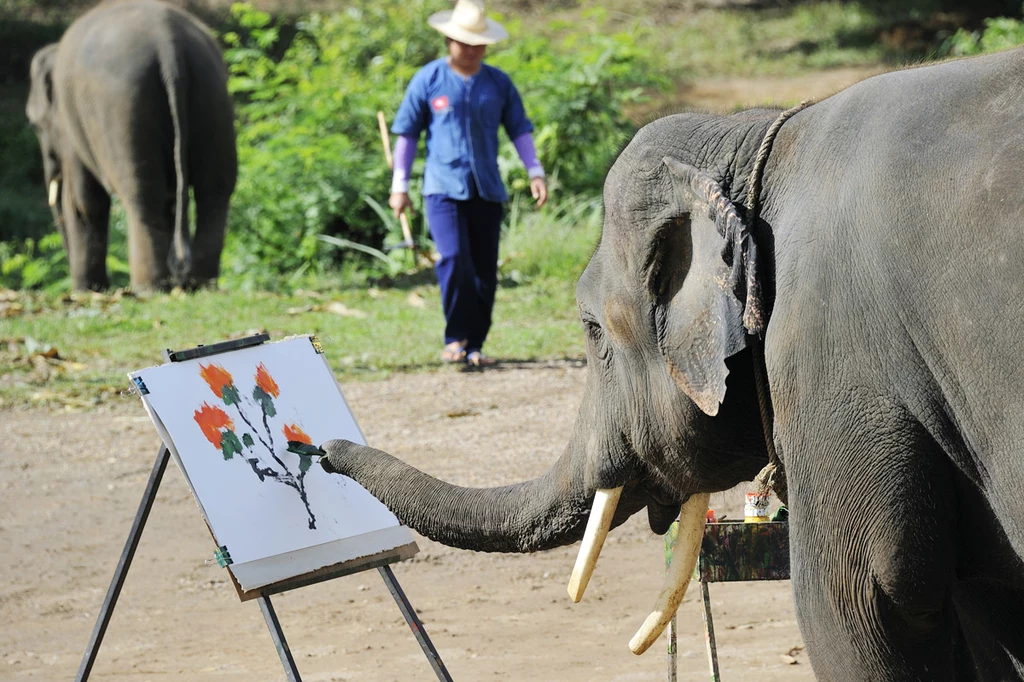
321, 47, 1024, 680
26, 0, 237, 291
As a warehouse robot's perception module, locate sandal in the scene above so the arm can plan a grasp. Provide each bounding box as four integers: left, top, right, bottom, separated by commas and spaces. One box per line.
441, 340, 467, 363
466, 350, 496, 367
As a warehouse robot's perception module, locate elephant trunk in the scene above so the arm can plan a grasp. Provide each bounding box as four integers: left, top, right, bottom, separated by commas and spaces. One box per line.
322, 439, 591, 553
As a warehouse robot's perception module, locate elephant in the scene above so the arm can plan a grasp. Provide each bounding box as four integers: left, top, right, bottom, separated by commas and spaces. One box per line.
25, 0, 237, 292
319, 46, 1024, 680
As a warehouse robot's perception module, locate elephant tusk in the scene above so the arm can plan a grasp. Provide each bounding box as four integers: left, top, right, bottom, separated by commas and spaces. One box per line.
48, 179, 59, 207
567, 486, 622, 603
628, 491, 710, 655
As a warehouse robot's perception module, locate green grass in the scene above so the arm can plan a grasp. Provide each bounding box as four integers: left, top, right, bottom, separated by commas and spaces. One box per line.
528, 1, 932, 83
659, 3, 896, 78
0, 205, 600, 408
0, 278, 586, 408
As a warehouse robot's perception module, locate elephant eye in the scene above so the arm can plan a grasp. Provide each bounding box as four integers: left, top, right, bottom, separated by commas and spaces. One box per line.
580, 314, 611, 361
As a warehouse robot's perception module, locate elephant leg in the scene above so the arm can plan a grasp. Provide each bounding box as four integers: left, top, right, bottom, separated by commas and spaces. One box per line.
121, 192, 174, 292
61, 157, 110, 291
783, 403, 959, 681
189, 191, 229, 288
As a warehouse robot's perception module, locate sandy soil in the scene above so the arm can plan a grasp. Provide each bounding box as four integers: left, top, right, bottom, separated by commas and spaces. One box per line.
0, 364, 813, 681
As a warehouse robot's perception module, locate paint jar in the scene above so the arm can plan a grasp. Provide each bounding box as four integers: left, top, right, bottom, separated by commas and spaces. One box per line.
744, 491, 770, 523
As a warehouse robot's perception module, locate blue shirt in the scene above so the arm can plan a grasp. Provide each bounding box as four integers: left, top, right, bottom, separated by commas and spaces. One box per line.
391, 58, 533, 203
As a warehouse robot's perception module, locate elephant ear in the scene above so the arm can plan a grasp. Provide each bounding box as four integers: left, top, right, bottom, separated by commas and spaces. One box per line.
26, 44, 58, 125
651, 157, 766, 417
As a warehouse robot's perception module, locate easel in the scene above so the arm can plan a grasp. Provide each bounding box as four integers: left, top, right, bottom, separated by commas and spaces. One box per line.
665, 518, 790, 681
76, 334, 453, 682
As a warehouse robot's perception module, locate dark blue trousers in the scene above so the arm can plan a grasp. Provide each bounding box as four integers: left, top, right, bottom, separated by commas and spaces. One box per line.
424, 194, 503, 352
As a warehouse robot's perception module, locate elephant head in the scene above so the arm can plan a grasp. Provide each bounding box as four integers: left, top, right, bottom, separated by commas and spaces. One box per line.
26, 44, 63, 229
322, 113, 773, 653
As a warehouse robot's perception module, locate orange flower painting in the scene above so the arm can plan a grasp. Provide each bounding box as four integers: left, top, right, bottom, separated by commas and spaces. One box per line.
255, 363, 280, 398
191, 359, 319, 529
283, 423, 311, 444
194, 403, 234, 448
199, 363, 234, 399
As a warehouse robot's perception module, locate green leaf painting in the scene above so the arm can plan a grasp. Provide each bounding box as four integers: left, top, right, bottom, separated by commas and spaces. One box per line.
221, 430, 243, 460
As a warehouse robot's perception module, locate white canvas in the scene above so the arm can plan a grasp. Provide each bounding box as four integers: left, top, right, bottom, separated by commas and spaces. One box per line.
129, 336, 416, 591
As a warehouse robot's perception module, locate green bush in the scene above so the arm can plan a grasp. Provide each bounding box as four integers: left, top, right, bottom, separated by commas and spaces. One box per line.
218, 2, 442, 288
0, 232, 67, 290
0, 199, 132, 291
220, 0, 665, 288
489, 7, 669, 196
0, 84, 54, 244
1, 1, 665, 291
940, 6, 1024, 56
500, 193, 602, 284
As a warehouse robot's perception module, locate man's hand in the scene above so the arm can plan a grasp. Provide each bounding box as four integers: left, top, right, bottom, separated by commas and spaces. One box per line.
389, 192, 413, 218
530, 177, 548, 208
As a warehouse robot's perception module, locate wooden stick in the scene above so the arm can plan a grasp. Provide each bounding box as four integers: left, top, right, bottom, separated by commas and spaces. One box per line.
377, 111, 394, 171
377, 111, 414, 247
398, 212, 413, 246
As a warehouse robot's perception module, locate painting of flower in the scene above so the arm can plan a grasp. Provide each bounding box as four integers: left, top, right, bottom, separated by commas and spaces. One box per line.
252, 363, 279, 420
283, 423, 311, 444
129, 335, 417, 591
255, 363, 279, 397
192, 362, 319, 529
194, 403, 234, 448
200, 363, 240, 405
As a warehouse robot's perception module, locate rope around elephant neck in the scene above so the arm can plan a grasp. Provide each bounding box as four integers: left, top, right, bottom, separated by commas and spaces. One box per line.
744, 99, 812, 505
745, 99, 812, 226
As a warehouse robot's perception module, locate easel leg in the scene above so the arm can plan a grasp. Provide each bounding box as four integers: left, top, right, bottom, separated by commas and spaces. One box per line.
76, 445, 170, 682
378, 565, 454, 681
701, 581, 721, 681
665, 521, 679, 682
667, 613, 677, 682
258, 595, 302, 681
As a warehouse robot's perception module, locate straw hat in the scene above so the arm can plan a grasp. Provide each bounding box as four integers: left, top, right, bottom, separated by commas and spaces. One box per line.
428, 0, 508, 46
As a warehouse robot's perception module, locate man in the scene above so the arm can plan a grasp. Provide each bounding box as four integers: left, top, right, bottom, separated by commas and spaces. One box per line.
389, 0, 547, 367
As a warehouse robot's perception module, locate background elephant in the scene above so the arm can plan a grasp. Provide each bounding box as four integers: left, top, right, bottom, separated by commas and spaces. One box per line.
25, 0, 237, 291
319, 47, 1024, 680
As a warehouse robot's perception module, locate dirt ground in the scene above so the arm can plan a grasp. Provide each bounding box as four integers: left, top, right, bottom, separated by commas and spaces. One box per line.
0, 364, 814, 681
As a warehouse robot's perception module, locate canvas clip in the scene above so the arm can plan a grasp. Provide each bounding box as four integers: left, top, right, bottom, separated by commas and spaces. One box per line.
214, 546, 233, 567
131, 377, 149, 396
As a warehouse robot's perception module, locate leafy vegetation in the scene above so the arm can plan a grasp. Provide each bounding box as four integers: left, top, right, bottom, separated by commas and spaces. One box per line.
218, 0, 663, 288
0, 233, 66, 290
0, 84, 56, 244
940, 8, 1024, 56
0, 0, 663, 290
4, 0, 979, 292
